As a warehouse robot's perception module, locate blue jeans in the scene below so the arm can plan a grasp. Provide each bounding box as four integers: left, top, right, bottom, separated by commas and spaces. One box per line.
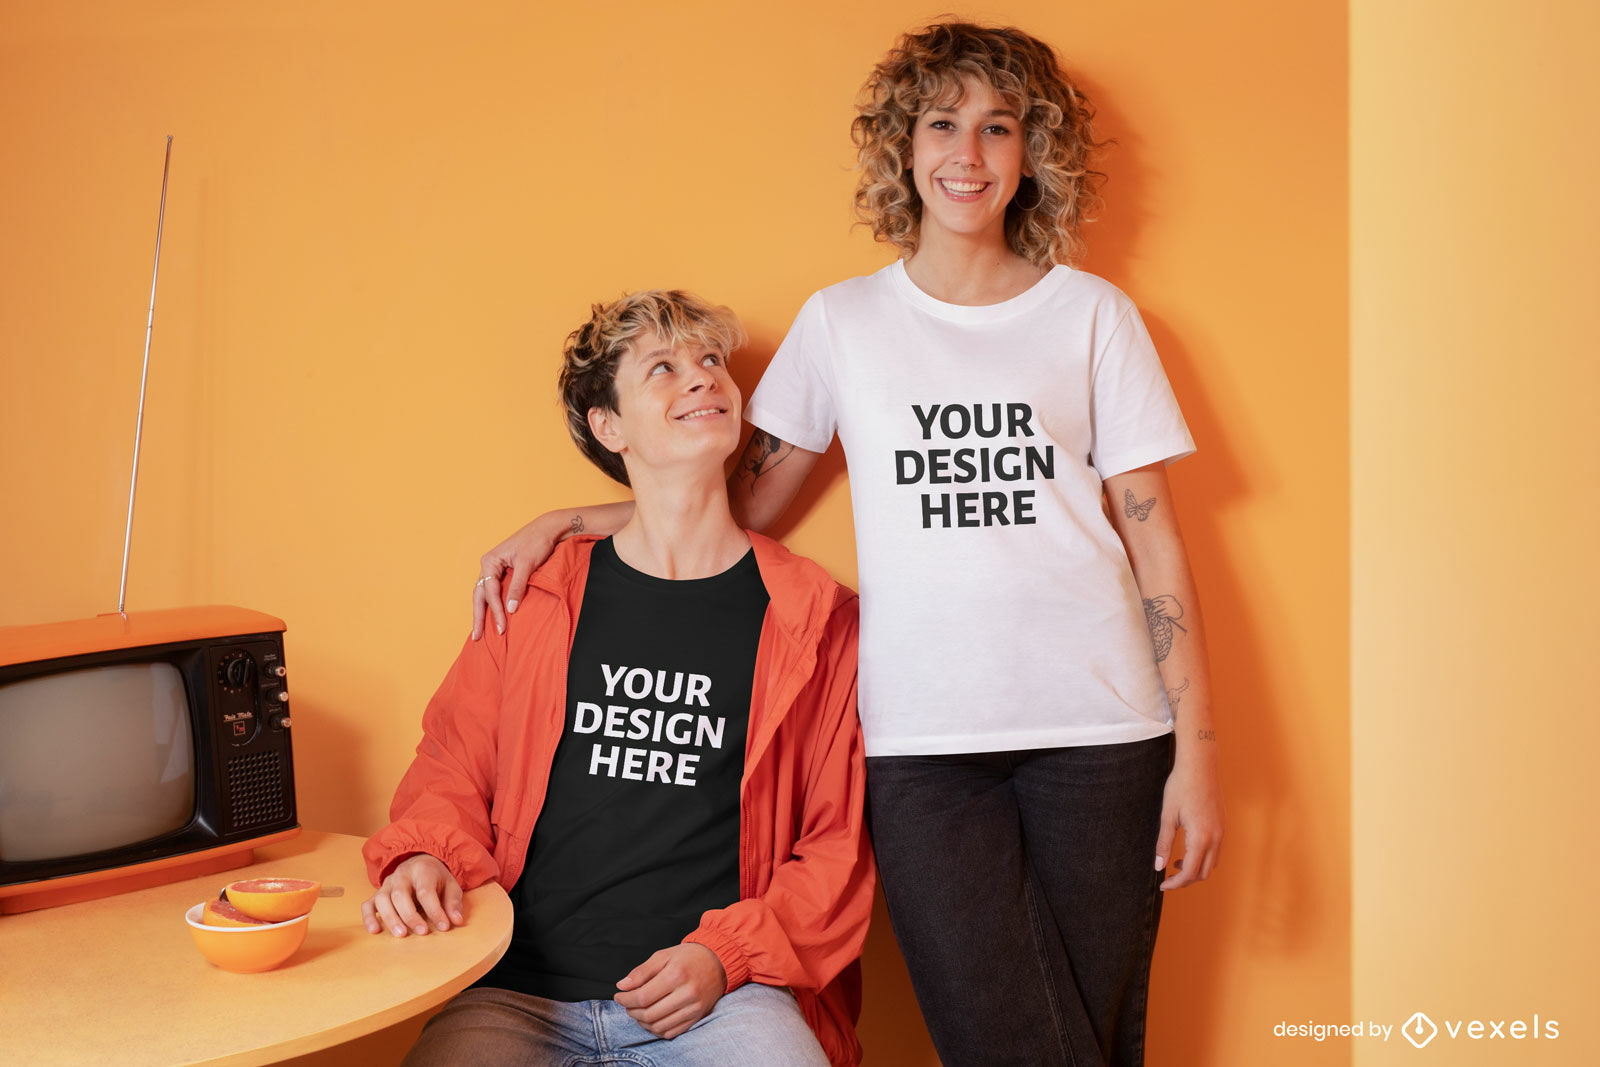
867, 735, 1174, 1067
401, 982, 829, 1066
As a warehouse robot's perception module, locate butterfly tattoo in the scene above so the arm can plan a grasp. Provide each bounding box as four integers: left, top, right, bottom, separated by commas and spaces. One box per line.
1124, 490, 1157, 522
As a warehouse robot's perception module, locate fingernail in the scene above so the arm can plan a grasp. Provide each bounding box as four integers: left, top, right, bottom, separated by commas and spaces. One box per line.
414, 924, 428, 935
495, 623, 504, 635
507, 600, 519, 613
1154, 856, 1166, 869
437, 921, 450, 931
392, 925, 405, 936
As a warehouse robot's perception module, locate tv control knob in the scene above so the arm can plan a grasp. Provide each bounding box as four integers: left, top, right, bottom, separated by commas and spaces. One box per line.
219, 652, 256, 691
271, 665, 286, 678
273, 690, 289, 703
270, 713, 293, 730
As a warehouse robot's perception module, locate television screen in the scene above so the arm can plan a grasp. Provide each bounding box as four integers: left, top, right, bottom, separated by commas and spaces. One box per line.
0, 662, 195, 862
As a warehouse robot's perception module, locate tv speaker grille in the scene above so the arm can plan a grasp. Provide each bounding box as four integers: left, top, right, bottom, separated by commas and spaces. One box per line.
225, 751, 289, 830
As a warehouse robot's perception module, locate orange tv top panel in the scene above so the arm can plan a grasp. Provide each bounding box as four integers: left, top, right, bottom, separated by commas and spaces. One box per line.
0, 606, 286, 667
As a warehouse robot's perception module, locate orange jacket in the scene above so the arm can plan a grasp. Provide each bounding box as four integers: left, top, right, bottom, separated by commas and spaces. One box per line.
364, 533, 872, 1065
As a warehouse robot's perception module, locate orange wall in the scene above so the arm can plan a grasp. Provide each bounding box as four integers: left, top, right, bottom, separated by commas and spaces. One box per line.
1351, 2, 1600, 1064
0, 3, 1346, 1064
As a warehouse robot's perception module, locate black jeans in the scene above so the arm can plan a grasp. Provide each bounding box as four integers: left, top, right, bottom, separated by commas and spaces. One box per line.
867, 735, 1173, 1067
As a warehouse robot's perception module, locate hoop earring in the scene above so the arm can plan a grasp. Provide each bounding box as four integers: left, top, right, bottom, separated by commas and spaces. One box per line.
1013, 177, 1042, 212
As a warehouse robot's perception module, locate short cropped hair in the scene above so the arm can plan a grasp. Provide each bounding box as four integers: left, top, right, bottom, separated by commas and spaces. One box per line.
852, 21, 1108, 268
558, 290, 745, 487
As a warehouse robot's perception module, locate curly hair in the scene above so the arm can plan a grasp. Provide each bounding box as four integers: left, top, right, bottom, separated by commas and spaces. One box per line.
558, 290, 745, 487
852, 21, 1107, 267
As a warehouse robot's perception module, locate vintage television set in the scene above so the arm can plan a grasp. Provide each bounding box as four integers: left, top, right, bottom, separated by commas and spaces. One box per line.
1, 140, 300, 915
0, 606, 299, 914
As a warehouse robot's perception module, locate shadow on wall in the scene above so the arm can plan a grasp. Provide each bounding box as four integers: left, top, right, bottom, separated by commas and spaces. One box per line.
1078, 73, 1322, 1066
1085, 84, 1239, 1063
857, 888, 941, 1064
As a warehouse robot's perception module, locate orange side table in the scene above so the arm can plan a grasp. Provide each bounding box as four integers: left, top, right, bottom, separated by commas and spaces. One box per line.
0, 830, 512, 1066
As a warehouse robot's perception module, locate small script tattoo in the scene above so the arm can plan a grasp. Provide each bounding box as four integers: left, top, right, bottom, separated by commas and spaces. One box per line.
1124, 489, 1157, 522
1166, 677, 1190, 708
742, 431, 795, 493
569, 514, 585, 536
1143, 595, 1188, 662
1197, 728, 1216, 742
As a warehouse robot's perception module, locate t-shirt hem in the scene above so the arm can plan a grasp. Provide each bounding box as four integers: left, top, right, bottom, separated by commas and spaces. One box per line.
743, 404, 833, 456
863, 719, 1173, 758
1095, 439, 1196, 480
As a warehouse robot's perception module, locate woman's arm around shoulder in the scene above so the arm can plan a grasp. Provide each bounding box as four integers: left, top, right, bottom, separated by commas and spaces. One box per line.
727, 429, 823, 531
473, 501, 634, 638
471, 428, 823, 637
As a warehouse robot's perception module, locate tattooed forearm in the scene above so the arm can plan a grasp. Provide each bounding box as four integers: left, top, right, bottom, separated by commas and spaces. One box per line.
742, 431, 795, 493
1197, 728, 1216, 742
1124, 489, 1157, 522
569, 514, 585, 536
1166, 677, 1190, 708
1143, 595, 1188, 662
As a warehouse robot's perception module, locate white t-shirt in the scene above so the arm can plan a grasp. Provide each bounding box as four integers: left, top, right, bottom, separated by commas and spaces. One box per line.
745, 260, 1194, 756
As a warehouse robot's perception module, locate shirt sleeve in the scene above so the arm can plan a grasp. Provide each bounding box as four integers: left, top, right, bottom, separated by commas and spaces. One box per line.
362, 632, 505, 891
1089, 301, 1196, 479
744, 292, 839, 455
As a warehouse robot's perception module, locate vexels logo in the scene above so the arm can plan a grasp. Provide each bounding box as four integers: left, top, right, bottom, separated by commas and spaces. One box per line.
1400, 1009, 1559, 1048
1402, 1012, 1438, 1049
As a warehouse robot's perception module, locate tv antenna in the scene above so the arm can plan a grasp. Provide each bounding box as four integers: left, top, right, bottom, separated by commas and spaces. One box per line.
117, 135, 173, 615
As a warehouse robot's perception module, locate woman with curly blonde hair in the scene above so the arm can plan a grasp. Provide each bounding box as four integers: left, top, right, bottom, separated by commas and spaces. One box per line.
476, 21, 1222, 1066
851, 21, 1105, 270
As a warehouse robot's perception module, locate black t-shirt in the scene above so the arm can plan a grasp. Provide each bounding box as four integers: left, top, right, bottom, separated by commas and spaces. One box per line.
479, 537, 770, 1001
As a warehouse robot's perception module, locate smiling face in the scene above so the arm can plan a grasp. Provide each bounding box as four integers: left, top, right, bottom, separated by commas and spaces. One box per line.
587, 328, 742, 483
909, 74, 1030, 250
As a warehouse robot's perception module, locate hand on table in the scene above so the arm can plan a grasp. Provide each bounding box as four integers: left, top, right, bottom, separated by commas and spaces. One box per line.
614, 942, 727, 1039
361, 853, 465, 937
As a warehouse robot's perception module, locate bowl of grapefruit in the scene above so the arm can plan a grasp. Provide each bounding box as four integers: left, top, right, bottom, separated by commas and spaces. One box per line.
186, 877, 321, 972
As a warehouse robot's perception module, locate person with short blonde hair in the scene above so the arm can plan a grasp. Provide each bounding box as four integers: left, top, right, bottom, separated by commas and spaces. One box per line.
365, 290, 871, 1066
558, 290, 746, 487
476, 22, 1224, 1066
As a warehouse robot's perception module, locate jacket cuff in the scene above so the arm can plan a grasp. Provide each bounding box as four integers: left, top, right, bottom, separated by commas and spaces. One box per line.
685, 924, 752, 993
363, 822, 496, 890
378, 851, 423, 882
